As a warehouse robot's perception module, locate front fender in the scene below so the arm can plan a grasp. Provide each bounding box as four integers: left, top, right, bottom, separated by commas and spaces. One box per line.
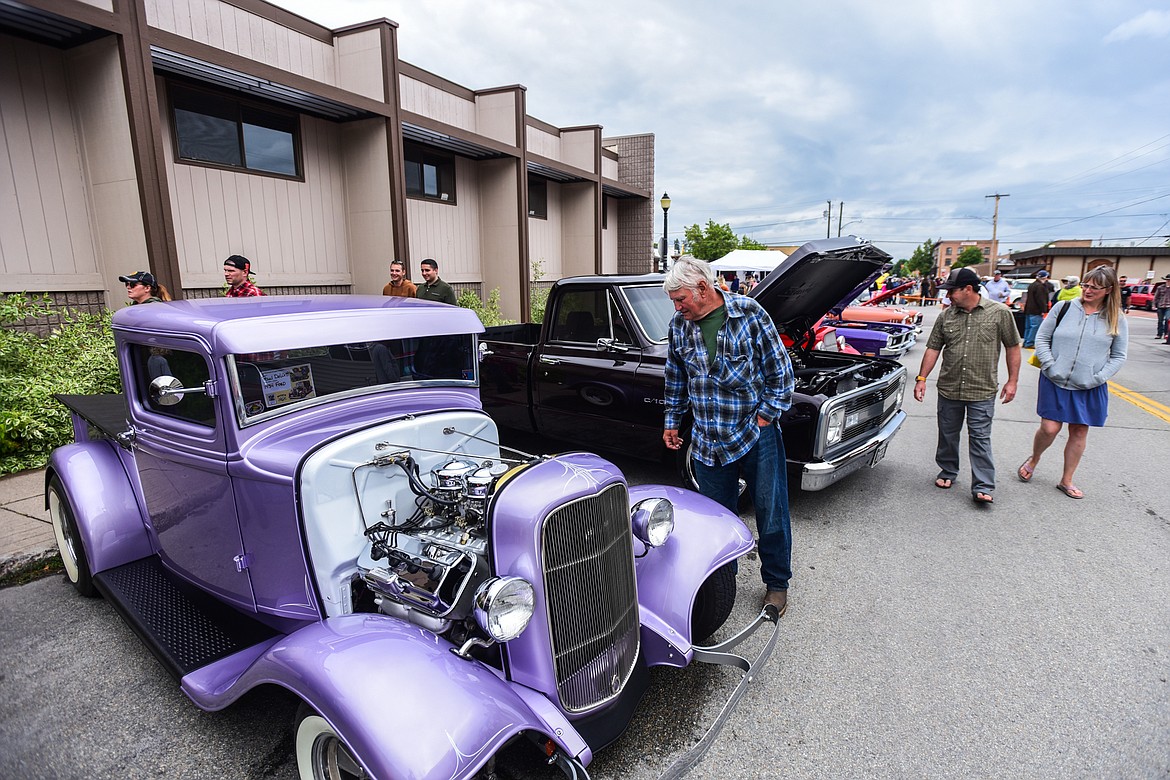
631, 483, 754, 658
46, 442, 152, 574
185, 614, 589, 780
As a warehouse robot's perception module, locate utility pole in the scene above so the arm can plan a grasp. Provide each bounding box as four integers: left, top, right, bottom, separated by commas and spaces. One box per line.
837, 201, 845, 237
826, 200, 832, 238
985, 193, 1009, 270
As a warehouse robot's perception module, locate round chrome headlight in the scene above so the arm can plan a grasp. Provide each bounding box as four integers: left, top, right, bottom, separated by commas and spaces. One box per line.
474, 576, 535, 642
631, 498, 675, 548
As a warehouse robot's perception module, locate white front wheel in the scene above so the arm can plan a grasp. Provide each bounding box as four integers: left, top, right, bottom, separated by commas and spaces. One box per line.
295, 707, 367, 780
47, 475, 94, 597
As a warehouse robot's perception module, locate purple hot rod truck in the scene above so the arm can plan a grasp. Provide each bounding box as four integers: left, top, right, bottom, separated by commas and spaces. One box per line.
480, 237, 908, 492
46, 295, 777, 779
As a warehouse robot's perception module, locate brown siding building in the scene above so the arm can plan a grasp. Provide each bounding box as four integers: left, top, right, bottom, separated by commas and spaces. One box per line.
1006, 246, 1170, 285
0, 0, 653, 320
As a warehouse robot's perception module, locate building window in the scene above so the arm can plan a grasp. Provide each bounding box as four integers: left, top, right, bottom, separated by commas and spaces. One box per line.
946, 247, 953, 256
170, 84, 300, 177
528, 175, 547, 219
405, 144, 456, 203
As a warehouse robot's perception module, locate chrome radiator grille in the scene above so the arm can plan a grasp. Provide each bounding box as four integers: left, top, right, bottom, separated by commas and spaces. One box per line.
541, 482, 640, 712
841, 378, 901, 444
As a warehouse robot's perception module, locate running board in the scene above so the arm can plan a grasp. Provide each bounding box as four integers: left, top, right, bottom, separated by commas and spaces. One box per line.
93, 557, 278, 680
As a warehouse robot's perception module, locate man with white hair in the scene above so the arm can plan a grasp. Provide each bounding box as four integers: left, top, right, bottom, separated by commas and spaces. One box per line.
661, 257, 796, 616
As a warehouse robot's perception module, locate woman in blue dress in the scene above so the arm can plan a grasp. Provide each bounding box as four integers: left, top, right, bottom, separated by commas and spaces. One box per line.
1016, 266, 1128, 498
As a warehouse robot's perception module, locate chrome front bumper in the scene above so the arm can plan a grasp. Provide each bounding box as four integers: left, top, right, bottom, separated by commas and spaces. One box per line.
800, 410, 906, 491
879, 336, 916, 357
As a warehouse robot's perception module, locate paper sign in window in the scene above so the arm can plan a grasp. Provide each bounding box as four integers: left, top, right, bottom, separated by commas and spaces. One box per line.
261, 364, 316, 407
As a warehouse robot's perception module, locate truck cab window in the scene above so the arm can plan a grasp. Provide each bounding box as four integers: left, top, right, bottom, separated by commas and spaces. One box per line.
551, 290, 606, 343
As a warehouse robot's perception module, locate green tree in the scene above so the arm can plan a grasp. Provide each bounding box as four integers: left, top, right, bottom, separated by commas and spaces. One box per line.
682, 220, 739, 261
904, 239, 937, 277
682, 221, 767, 260
953, 246, 985, 269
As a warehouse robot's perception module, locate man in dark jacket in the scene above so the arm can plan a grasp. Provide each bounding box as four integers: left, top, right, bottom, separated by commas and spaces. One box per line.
416, 258, 457, 305
1022, 270, 1052, 348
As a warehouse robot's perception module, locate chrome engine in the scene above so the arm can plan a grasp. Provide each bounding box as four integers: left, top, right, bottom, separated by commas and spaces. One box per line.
299, 411, 646, 712
353, 451, 515, 637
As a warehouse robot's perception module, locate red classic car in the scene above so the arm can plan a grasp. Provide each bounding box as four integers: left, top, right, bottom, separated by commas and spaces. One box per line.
1126, 283, 1161, 311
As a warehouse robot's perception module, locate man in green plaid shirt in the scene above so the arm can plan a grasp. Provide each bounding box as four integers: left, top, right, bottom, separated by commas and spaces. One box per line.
914, 267, 1021, 504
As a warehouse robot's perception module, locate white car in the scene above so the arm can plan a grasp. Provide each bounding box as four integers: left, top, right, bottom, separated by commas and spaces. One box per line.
1007, 279, 1032, 309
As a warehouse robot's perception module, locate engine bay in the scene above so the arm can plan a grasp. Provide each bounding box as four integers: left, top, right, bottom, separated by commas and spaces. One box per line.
298, 410, 528, 645
353, 450, 514, 637
790, 350, 900, 397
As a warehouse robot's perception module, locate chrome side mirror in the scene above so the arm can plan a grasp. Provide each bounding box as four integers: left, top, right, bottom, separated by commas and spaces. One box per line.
596, 337, 630, 354
148, 375, 207, 407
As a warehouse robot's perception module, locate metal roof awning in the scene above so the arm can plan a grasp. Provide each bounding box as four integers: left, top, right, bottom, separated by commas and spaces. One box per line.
151, 47, 374, 121
602, 182, 646, 199
0, 0, 107, 48
401, 122, 508, 159
526, 160, 584, 183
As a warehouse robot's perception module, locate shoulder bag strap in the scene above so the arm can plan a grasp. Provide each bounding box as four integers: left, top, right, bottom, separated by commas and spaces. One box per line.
1052, 300, 1070, 332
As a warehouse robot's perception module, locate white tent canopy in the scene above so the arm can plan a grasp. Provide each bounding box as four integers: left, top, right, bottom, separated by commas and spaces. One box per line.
708, 249, 788, 274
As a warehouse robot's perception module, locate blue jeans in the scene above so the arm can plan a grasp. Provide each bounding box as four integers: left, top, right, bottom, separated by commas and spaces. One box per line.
1158, 307, 1170, 339
1022, 314, 1043, 348
692, 425, 792, 591
936, 396, 996, 496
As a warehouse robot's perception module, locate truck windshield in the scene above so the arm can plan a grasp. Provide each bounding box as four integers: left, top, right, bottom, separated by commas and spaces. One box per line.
620, 285, 675, 343
229, 334, 475, 424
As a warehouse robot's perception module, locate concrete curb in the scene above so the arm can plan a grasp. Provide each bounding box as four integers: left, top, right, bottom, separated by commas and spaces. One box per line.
0, 470, 57, 579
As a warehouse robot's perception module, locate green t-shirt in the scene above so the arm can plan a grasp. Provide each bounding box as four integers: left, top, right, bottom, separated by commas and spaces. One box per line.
697, 304, 727, 367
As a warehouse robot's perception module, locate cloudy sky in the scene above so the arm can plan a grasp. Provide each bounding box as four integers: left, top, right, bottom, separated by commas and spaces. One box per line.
278, 0, 1170, 260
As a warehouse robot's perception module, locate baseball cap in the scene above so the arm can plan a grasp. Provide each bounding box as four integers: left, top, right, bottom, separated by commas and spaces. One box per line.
118, 270, 155, 287
224, 254, 252, 272
1036, 270, 1049, 278
937, 267, 981, 290
1064, 275, 1079, 284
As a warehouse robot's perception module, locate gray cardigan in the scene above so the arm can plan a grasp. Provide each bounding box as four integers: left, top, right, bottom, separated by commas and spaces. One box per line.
1034, 299, 1128, 390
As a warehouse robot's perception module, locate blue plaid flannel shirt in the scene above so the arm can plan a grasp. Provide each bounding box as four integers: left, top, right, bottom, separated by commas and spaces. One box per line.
664, 294, 794, 467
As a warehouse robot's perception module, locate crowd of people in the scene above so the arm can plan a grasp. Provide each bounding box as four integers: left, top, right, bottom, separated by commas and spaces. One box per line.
120, 255, 465, 306
913, 264, 1131, 505
115, 252, 1153, 610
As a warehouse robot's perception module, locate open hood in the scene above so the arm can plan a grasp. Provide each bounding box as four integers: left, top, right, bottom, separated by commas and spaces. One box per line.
859, 280, 915, 308
749, 237, 892, 338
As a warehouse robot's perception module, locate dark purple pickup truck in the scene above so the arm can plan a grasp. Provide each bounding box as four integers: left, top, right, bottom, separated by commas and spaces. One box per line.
480, 238, 908, 492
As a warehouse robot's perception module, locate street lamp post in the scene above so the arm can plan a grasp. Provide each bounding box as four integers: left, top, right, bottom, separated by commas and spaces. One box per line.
660, 193, 671, 272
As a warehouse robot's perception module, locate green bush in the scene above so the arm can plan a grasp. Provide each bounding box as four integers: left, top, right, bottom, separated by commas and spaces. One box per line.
529, 259, 550, 324
457, 287, 513, 328
0, 294, 121, 475
457, 260, 551, 326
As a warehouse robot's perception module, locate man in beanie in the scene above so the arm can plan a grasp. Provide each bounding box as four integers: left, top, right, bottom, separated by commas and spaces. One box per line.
913, 267, 1021, 504
224, 254, 263, 297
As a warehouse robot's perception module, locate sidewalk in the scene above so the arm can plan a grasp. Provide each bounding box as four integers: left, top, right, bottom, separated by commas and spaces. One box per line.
0, 469, 56, 578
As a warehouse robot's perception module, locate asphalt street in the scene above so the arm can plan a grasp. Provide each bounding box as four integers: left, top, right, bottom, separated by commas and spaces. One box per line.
1, 305, 1167, 779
